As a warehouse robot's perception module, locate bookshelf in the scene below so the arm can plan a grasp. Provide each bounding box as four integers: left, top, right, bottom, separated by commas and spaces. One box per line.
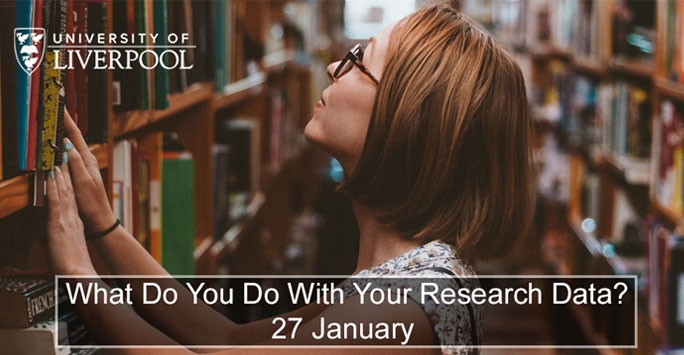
0, 144, 109, 219
0, 0, 328, 281
465, 0, 684, 352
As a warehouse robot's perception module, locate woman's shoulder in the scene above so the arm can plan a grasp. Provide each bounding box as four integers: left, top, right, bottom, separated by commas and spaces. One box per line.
343, 240, 482, 354
355, 239, 476, 278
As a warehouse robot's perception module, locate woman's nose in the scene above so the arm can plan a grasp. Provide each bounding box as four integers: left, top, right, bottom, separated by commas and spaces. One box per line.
326, 61, 340, 83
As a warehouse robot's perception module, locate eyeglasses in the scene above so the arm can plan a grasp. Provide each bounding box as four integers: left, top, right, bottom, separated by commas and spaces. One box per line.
333, 44, 380, 85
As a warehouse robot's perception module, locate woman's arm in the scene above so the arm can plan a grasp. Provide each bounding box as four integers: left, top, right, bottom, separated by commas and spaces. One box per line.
61, 110, 331, 346
61, 111, 241, 345
46, 163, 436, 353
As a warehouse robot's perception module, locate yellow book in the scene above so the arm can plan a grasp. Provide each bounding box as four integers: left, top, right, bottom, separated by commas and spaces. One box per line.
38, 52, 61, 170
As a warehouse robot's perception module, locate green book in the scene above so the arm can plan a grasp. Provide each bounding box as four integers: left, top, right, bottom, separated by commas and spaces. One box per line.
161, 154, 195, 275
213, 0, 225, 92
135, 0, 149, 109
153, 0, 169, 109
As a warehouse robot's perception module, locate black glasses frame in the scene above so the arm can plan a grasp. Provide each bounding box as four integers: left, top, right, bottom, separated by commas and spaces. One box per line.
333, 44, 380, 85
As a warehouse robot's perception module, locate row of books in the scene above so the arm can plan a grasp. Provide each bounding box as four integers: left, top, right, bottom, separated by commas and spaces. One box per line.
0, 272, 96, 354
600, 80, 652, 162
647, 221, 684, 346
213, 0, 272, 93
0, 0, 108, 180
546, 0, 613, 62
112, 133, 195, 275
491, 0, 653, 65
111, 0, 214, 112
653, 100, 684, 214
212, 86, 306, 240
533, 61, 652, 165
659, 0, 684, 83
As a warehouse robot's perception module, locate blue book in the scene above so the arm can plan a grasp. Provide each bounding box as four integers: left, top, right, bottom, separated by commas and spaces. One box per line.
15, 0, 33, 170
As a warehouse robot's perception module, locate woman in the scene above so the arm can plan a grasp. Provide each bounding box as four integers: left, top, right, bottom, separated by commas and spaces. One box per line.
46, 2, 534, 354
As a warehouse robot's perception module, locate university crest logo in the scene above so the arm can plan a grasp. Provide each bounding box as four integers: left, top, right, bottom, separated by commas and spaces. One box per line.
14, 28, 46, 75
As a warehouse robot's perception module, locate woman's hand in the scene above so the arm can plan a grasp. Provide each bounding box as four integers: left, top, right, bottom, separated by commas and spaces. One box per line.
63, 109, 117, 233
46, 166, 96, 275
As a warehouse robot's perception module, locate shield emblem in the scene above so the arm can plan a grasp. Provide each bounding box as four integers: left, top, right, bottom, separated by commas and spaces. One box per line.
14, 27, 46, 75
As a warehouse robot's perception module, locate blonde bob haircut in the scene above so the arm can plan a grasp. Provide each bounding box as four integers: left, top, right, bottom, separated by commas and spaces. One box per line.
340, 2, 535, 260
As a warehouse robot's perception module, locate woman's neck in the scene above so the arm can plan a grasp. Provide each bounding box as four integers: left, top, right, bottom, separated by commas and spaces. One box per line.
352, 200, 422, 274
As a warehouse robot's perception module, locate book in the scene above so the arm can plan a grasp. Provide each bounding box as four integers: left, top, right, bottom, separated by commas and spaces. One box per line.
112, 0, 131, 111
0, 275, 54, 328
113, 140, 133, 233
213, 0, 226, 92
85, 1, 108, 144
648, 222, 671, 332
213, 144, 230, 239
217, 119, 259, 223
0, 320, 70, 355
152, 0, 169, 109
73, 0, 88, 134
16, 0, 33, 171
137, 133, 163, 262
134, 0, 149, 109
0, 1, 18, 179
161, 149, 195, 275
26, 0, 44, 172
667, 236, 684, 346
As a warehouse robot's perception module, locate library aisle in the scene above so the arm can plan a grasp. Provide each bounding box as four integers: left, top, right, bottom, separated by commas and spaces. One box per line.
0, 0, 681, 354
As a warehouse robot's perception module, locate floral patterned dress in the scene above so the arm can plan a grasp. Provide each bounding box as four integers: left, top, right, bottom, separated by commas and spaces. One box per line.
340, 240, 483, 355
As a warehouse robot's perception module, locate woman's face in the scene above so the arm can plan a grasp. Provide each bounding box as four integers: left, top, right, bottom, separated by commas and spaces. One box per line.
304, 24, 394, 173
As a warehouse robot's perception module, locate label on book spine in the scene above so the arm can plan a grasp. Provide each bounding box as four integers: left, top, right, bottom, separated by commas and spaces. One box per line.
26, 288, 55, 324
38, 51, 61, 170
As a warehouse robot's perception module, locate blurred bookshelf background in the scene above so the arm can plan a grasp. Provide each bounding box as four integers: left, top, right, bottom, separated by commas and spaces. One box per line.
0, 0, 682, 354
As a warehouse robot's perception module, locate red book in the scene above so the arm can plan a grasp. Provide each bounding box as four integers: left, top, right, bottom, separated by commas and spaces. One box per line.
64, 0, 75, 118
74, 1, 88, 135
26, 0, 44, 170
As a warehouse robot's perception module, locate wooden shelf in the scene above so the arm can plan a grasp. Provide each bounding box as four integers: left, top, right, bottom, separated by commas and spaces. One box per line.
212, 73, 266, 111
571, 56, 608, 78
0, 175, 31, 219
651, 198, 684, 226
212, 52, 294, 112
0, 144, 109, 219
529, 45, 571, 60
112, 82, 214, 139
610, 58, 655, 79
654, 76, 684, 102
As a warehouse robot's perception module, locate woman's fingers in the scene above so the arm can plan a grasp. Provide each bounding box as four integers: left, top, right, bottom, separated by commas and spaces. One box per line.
61, 162, 76, 207
65, 138, 93, 185
47, 169, 59, 208
64, 110, 98, 172
54, 166, 67, 198
64, 109, 89, 154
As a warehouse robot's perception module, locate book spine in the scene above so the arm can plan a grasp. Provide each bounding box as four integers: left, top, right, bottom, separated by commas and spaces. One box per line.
213, 0, 225, 92
134, 0, 148, 109
64, 0, 75, 117
24, 284, 56, 325
86, 1, 108, 144
26, 0, 44, 171
53, 0, 67, 166
161, 155, 195, 275
153, 0, 169, 109
112, 0, 129, 111
16, 0, 33, 170
74, 1, 88, 134
38, 51, 60, 170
